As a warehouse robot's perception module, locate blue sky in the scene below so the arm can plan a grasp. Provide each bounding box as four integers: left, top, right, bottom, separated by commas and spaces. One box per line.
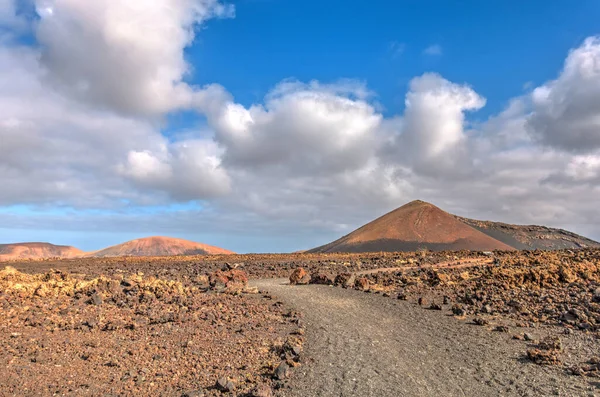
193, 0, 600, 116
1, 0, 600, 253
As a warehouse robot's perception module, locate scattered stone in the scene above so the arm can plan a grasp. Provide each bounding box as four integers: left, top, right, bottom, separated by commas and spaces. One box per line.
429, 303, 442, 310
494, 325, 509, 333
527, 336, 563, 366
289, 268, 310, 285
273, 361, 289, 380
215, 377, 235, 393
309, 272, 333, 285
524, 333, 535, 341
249, 384, 273, 397
451, 304, 465, 316
334, 272, 355, 288
90, 292, 103, 306
473, 317, 489, 326
209, 269, 248, 294
354, 278, 370, 291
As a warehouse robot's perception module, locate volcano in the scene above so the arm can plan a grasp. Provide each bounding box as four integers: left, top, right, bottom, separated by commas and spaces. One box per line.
0, 242, 84, 261
309, 200, 599, 253
88, 236, 234, 257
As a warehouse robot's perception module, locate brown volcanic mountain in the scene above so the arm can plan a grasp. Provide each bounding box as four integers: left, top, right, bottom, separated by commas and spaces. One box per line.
309, 200, 600, 253
88, 236, 234, 257
0, 243, 84, 261
309, 200, 515, 253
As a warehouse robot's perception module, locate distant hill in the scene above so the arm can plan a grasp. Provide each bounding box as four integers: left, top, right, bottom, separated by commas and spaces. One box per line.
309, 200, 600, 253
0, 242, 84, 261
88, 236, 234, 257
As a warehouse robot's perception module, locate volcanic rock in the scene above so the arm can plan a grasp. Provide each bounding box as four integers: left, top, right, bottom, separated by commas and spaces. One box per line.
289, 268, 310, 285
273, 361, 289, 380
309, 272, 333, 285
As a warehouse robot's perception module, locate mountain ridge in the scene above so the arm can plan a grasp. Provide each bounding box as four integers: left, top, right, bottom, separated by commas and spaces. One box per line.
86, 236, 234, 257
0, 242, 84, 261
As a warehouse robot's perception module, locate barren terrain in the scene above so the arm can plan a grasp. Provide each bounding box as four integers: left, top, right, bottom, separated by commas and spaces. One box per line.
3, 249, 600, 396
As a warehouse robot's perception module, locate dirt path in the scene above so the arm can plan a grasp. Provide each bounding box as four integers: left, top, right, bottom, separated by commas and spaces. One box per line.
251, 279, 597, 397
355, 257, 494, 276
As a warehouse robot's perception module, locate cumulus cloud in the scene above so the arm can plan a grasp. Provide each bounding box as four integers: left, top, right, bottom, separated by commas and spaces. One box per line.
0, 45, 165, 207
527, 36, 600, 152
210, 80, 383, 176
390, 73, 486, 176
35, 0, 233, 116
122, 139, 231, 201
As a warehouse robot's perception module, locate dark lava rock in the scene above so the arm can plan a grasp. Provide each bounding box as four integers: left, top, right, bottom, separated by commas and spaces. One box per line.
215, 377, 235, 392
334, 272, 355, 288
309, 272, 333, 285
273, 361, 289, 380
451, 304, 465, 316
90, 293, 103, 306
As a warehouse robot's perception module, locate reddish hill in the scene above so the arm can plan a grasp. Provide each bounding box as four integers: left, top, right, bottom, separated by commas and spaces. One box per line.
88, 236, 234, 257
309, 200, 515, 253
0, 243, 84, 261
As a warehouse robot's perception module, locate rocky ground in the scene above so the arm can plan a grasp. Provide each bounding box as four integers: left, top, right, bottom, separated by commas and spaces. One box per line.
3, 249, 600, 396
0, 266, 303, 396
9, 250, 485, 280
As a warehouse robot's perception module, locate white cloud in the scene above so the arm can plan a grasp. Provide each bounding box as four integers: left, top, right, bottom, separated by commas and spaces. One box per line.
121, 139, 231, 201
389, 73, 485, 176
35, 0, 234, 116
423, 44, 442, 56
210, 80, 383, 176
527, 36, 600, 152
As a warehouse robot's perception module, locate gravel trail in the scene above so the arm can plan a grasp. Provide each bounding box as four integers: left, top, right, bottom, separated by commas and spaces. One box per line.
251, 279, 598, 397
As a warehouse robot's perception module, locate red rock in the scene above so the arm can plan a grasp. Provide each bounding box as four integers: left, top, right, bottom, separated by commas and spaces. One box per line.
354, 277, 370, 291
209, 269, 248, 293
289, 268, 310, 285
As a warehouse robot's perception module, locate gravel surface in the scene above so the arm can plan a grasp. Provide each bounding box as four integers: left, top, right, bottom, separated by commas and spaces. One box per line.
253, 279, 599, 397
0, 267, 300, 396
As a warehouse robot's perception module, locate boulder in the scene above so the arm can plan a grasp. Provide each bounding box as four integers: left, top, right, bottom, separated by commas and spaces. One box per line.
209, 270, 248, 294
289, 268, 310, 285
354, 277, 370, 291
334, 272, 355, 288
309, 272, 333, 285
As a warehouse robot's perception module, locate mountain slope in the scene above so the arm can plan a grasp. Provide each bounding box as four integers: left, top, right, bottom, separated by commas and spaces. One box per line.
89, 236, 234, 257
0, 243, 84, 261
309, 200, 515, 253
455, 217, 600, 250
